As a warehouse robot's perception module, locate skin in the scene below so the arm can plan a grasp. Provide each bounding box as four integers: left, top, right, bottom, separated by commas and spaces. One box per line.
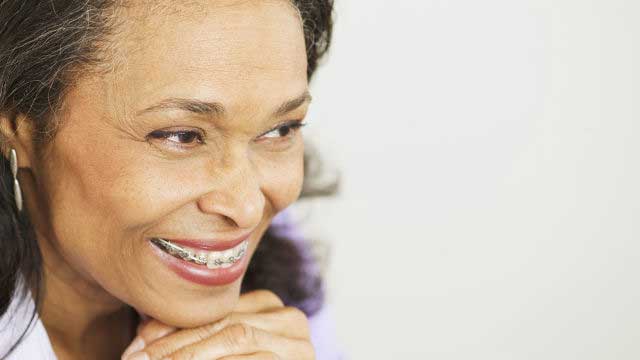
0, 1, 313, 359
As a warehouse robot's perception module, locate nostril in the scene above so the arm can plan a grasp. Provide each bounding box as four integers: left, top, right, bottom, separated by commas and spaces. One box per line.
222, 214, 239, 228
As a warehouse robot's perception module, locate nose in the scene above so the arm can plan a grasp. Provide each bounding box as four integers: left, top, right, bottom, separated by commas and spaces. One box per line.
196, 155, 265, 231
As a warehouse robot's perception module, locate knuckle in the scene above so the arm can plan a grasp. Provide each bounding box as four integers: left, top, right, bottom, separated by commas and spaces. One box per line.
281, 306, 310, 338
144, 343, 173, 360
172, 349, 198, 360
282, 306, 307, 323
192, 314, 233, 341
194, 315, 231, 340
193, 325, 214, 342
253, 289, 285, 307
209, 313, 233, 334
138, 336, 167, 359
223, 323, 257, 349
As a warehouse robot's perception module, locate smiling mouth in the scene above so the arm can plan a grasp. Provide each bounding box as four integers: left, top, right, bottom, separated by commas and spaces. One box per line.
150, 237, 248, 269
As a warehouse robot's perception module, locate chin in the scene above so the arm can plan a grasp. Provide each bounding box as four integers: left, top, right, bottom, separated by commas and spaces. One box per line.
137, 280, 244, 328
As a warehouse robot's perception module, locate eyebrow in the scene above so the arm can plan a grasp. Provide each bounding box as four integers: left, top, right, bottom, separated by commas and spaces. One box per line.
136, 90, 312, 118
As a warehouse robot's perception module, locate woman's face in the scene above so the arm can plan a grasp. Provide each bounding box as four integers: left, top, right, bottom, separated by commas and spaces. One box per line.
28, 1, 308, 327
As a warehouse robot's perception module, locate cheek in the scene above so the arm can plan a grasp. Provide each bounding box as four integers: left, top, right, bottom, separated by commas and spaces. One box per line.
39, 134, 163, 273
46, 142, 182, 234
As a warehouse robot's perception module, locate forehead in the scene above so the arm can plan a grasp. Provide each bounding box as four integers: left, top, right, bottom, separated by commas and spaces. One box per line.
103, 0, 308, 118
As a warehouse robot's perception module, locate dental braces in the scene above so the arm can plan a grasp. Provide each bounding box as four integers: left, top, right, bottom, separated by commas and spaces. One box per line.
150, 238, 246, 266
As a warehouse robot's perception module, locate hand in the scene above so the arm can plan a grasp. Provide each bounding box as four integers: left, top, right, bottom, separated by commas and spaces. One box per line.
121, 290, 315, 360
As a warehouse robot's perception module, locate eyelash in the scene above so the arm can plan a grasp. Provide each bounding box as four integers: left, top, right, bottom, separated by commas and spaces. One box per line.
258, 120, 307, 140
147, 120, 306, 148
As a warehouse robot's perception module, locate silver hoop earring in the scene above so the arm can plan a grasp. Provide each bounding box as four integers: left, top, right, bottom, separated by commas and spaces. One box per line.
9, 148, 23, 212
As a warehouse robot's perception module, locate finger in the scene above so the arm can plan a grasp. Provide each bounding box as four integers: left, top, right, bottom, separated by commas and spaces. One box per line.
235, 290, 284, 313
139, 305, 310, 358
170, 307, 310, 342
136, 319, 149, 335
227, 307, 311, 340
138, 318, 178, 343
122, 318, 178, 358
126, 291, 288, 359
133, 316, 227, 359
218, 352, 280, 360
166, 324, 314, 360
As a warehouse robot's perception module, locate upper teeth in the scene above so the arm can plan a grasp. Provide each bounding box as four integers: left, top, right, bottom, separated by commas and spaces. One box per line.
151, 238, 248, 268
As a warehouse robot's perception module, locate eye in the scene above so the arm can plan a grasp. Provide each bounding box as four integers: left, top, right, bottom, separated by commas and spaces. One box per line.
146, 129, 205, 148
258, 120, 307, 140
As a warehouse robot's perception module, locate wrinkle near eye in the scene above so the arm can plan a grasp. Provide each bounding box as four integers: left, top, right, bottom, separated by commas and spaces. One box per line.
107, 115, 150, 144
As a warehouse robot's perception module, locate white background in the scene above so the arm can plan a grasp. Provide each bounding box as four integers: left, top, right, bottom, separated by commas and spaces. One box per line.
291, 0, 638, 359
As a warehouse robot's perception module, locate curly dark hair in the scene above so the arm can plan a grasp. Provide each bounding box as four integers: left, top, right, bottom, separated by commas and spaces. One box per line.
0, 0, 336, 358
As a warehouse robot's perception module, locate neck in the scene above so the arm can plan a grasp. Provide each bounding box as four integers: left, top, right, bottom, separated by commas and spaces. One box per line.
32, 236, 137, 360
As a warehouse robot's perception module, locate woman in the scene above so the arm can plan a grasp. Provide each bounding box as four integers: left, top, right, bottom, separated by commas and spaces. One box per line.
0, 1, 341, 359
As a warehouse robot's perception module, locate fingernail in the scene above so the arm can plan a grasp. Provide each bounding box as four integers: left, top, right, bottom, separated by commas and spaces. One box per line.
125, 352, 150, 360
121, 337, 145, 358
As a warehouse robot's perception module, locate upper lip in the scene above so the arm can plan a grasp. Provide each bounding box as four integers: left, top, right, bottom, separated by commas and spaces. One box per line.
151, 232, 252, 251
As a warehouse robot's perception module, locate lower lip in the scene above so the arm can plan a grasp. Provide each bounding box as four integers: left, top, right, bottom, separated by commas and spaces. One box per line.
148, 239, 250, 286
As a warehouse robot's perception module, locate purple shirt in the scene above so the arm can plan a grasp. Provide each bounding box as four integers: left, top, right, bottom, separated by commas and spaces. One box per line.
271, 209, 346, 360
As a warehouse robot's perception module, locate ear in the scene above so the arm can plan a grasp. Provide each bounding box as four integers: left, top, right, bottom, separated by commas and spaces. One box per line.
0, 111, 36, 170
